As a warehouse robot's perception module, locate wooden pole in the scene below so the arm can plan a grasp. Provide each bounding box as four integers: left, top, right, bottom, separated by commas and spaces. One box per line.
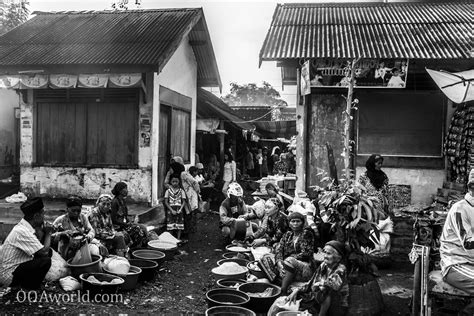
343, 59, 359, 180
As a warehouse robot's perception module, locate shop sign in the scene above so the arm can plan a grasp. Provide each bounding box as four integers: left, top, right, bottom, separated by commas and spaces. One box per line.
309, 58, 409, 88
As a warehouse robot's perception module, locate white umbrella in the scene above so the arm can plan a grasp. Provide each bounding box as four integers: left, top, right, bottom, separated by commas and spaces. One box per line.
426, 68, 474, 104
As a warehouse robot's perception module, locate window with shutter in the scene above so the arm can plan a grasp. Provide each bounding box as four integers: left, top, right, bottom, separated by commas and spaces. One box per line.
35, 88, 139, 167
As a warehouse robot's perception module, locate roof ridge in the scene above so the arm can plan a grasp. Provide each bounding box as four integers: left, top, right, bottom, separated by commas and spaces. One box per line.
280, 1, 471, 7
32, 8, 202, 15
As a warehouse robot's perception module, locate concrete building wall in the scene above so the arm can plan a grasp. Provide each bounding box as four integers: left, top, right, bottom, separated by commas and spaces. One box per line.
0, 89, 19, 179
19, 37, 198, 204
19, 90, 153, 202
304, 92, 455, 205
151, 36, 198, 205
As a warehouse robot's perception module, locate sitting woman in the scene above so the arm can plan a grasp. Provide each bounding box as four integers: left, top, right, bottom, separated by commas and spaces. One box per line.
88, 194, 128, 257
243, 198, 288, 250
111, 182, 149, 249
265, 182, 285, 214
276, 211, 316, 295
52, 197, 105, 260
269, 240, 349, 316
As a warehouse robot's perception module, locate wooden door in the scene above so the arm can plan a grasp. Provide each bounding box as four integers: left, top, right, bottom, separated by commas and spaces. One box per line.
157, 106, 171, 198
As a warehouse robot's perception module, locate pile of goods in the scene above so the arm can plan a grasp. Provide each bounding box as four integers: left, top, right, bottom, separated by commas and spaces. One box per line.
445, 103, 474, 184
86, 275, 122, 285
212, 262, 247, 275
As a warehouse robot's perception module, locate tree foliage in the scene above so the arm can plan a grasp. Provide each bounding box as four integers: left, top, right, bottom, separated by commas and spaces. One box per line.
222, 81, 288, 108
0, 1, 29, 35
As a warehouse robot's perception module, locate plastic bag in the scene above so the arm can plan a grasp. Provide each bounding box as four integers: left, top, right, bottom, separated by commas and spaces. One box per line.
59, 276, 81, 291
45, 249, 70, 282
104, 256, 130, 275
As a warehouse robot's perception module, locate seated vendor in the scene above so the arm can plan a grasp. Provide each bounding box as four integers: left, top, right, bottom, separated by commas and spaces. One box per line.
276, 211, 316, 295
52, 196, 104, 260
242, 198, 288, 250
265, 183, 285, 213
269, 240, 349, 316
439, 169, 474, 300
88, 194, 128, 257
219, 182, 247, 242
0, 197, 52, 290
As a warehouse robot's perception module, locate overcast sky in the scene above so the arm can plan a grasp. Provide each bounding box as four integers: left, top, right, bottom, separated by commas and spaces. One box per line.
29, 0, 384, 106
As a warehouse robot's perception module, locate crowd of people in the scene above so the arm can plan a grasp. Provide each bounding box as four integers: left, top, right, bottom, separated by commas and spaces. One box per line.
0, 152, 472, 315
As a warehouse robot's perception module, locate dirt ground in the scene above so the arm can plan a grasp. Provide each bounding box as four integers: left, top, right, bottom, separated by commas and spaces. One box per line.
0, 211, 414, 315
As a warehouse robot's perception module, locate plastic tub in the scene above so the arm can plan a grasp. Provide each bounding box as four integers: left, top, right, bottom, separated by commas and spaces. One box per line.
104, 265, 142, 291
148, 240, 178, 260
205, 306, 256, 316
238, 282, 281, 313
215, 278, 247, 289
276, 312, 308, 316
222, 252, 251, 260
131, 249, 165, 265
205, 288, 250, 308
217, 258, 249, 267
211, 265, 248, 281
79, 272, 124, 294
128, 259, 158, 282
67, 255, 102, 279
225, 244, 251, 253
247, 261, 266, 279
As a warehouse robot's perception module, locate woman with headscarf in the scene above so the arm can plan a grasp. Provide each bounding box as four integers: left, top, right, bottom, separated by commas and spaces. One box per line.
276, 211, 316, 296
164, 156, 186, 190
273, 153, 289, 176
111, 182, 149, 249
269, 240, 349, 316
358, 154, 393, 260
88, 194, 128, 257
358, 154, 389, 219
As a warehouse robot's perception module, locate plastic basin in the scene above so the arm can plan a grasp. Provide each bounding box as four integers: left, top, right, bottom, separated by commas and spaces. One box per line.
128, 259, 158, 282
217, 258, 249, 267
79, 272, 124, 294
276, 312, 308, 316
211, 265, 248, 281
67, 255, 102, 279
237, 282, 281, 313
104, 265, 142, 291
131, 249, 165, 265
205, 306, 256, 316
205, 288, 250, 308
215, 278, 247, 289
247, 261, 266, 279
225, 244, 251, 253
222, 252, 251, 260
147, 240, 178, 260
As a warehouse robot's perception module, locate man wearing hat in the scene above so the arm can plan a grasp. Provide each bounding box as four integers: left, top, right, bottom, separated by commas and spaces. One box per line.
440, 169, 474, 301
0, 197, 53, 289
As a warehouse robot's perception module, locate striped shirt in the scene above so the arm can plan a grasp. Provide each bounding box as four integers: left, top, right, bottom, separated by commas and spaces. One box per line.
0, 219, 44, 286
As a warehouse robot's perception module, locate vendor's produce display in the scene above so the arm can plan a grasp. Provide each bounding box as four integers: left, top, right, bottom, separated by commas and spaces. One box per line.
211, 262, 248, 280
445, 103, 474, 184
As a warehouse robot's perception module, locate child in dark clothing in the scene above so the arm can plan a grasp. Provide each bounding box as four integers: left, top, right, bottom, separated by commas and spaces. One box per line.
163, 174, 186, 240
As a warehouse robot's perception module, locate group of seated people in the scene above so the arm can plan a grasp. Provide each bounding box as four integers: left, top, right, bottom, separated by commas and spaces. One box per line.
219, 181, 348, 316
0, 181, 150, 290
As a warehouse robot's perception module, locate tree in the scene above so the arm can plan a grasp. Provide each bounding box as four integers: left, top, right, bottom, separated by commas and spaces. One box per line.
222, 81, 288, 108
111, 0, 142, 10
0, 1, 29, 35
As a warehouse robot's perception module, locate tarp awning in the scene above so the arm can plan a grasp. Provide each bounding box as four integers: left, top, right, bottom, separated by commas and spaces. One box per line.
426, 68, 474, 104
253, 120, 296, 139
208, 103, 256, 132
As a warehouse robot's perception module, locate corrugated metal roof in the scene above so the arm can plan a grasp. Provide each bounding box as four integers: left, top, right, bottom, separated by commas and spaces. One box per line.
260, 2, 472, 61
0, 9, 221, 89
197, 88, 256, 131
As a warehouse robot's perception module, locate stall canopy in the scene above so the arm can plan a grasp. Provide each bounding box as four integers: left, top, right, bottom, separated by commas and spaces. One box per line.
426, 69, 474, 104
197, 88, 256, 132
253, 120, 296, 139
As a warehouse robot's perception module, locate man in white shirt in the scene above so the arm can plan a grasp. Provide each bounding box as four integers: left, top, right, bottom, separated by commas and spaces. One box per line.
439, 169, 474, 314
0, 197, 53, 289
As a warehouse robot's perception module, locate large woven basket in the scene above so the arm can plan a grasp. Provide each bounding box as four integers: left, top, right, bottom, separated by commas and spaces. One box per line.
347, 274, 384, 316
